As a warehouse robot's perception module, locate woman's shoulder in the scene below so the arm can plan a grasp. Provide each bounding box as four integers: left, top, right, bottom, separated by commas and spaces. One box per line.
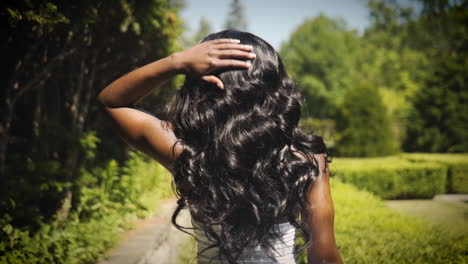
291, 147, 329, 175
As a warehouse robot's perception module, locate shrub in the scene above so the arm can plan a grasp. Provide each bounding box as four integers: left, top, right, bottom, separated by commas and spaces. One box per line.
297, 181, 468, 264
335, 84, 398, 157
402, 153, 468, 194
331, 156, 446, 199
0, 152, 173, 264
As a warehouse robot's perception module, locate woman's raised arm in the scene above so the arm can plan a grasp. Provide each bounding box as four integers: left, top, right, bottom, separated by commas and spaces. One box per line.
97, 39, 255, 170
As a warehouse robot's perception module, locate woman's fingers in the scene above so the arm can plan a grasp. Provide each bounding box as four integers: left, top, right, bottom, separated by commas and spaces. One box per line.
214, 49, 256, 59
215, 59, 251, 69
211, 38, 241, 44
209, 45, 255, 70
201, 75, 224, 89
213, 43, 253, 51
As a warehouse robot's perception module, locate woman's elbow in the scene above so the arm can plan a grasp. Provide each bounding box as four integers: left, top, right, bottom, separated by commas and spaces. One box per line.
308, 244, 343, 264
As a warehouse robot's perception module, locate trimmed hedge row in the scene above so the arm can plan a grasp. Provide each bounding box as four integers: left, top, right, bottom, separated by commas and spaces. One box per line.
331, 153, 468, 199
331, 156, 447, 199
402, 153, 468, 194
297, 180, 468, 264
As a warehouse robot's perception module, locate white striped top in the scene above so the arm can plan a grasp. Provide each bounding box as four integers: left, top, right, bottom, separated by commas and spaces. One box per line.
192, 218, 297, 264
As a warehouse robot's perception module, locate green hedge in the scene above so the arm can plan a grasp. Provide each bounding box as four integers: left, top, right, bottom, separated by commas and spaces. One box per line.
331, 156, 447, 199
296, 180, 467, 264
0, 152, 173, 264
402, 153, 468, 194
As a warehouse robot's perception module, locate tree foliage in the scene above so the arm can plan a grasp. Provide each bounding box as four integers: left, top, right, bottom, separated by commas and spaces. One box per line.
193, 17, 213, 43
336, 84, 397, 157
180, 16, 213, 49
281, 0, 467, 155
224, 0, 248, 31
280, 14, 361, 118
0, 0, 182, 232
404, 0, 468, 152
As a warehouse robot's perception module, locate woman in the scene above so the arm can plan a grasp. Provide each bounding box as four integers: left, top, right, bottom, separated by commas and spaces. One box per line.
98, 30, 343, 264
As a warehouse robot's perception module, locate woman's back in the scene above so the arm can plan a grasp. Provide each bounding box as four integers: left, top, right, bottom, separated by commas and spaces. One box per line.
192, 218, 297, 264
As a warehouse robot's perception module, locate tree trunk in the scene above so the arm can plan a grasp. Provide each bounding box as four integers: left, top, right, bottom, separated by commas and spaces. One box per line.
0, 103, 14, 178
55, 51, 93, 222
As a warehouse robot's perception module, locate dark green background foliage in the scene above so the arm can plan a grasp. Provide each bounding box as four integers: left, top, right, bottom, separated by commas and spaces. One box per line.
1, 0, 181, 263
1, 0, 181, 225
404, 2, 468, 153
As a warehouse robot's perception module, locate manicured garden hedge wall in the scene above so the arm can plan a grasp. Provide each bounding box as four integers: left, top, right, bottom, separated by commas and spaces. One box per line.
402, 153, 468, 194
331, 156, 447, 199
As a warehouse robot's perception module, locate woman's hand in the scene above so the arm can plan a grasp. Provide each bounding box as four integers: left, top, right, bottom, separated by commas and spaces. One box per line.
172, 38, 256, 89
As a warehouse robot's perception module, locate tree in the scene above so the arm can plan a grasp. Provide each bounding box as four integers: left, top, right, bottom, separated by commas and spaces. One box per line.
193, 17, 213, 43
403, 0, 468, 152
336, 84, 397, 157
180, 16, 213, 49
224, 0, 248, 31
0, 0, 182, 225
362, 0, 429, 149
279, 14, 361, 118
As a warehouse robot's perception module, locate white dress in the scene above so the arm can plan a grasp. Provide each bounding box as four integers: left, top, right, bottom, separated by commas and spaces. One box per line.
192, 218, 297, 264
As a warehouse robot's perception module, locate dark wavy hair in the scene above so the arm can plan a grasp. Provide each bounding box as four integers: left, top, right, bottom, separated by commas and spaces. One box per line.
169, 30, 328, 263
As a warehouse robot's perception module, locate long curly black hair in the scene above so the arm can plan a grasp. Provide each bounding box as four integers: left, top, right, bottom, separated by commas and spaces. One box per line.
168, 30, 328, 263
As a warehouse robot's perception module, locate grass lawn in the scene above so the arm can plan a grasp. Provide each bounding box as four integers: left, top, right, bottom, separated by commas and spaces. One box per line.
384, 198, 468, 237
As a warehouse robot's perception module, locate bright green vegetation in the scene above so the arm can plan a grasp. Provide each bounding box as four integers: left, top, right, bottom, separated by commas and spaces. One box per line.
178, 236, 197, 264
402, 153, 468, 193
282, 1, 468, 155
385, 199, 468, 237
296, 180, 467, 264
1, 1, 181, 263
335, 84, 397, 157
331, 156, 447, 199
330, 153, 468, 199
0, 152, 173, 264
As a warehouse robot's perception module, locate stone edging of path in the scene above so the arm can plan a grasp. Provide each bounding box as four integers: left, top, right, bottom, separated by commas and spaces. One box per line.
433, 194, 468, 204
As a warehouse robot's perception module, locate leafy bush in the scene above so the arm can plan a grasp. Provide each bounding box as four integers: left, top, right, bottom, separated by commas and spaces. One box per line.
0, 152, 173, 264
297, 180, 467, 264
335, 84, 398, 157
402, 153, 468, 194
331, 156, 446, 199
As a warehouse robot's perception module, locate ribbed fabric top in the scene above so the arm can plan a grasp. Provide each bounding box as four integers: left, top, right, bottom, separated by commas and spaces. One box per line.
192, 218, 297, 264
